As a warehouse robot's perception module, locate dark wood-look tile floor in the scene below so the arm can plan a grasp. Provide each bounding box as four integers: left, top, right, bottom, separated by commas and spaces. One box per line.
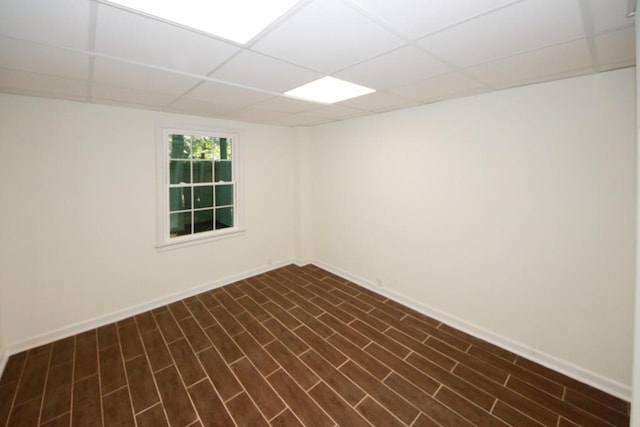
0, 265, 631, 426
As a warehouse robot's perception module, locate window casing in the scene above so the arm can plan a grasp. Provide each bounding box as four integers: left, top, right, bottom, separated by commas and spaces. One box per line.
157, 127, 242, 248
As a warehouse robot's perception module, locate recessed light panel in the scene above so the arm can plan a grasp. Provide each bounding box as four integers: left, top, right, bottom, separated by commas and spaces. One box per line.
284, 76, 376, 104
104, 0, 301, 44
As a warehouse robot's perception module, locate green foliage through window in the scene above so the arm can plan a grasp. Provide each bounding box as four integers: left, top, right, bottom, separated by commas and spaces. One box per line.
167, 132, 235, 238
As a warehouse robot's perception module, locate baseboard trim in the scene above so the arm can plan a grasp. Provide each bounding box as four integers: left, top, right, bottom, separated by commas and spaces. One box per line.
311, 259, 632, 402
0, 349, 8, 379
0, 258, 295, 378
294, 258, 313, 267
2, 258, 631, 401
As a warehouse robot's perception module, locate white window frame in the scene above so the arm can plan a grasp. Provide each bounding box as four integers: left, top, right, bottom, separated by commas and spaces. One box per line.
156, 125, 244, 250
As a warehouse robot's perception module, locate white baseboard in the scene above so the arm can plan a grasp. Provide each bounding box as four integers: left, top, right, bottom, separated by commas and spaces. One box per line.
0, 258, 295, 378
1, 257, 631, 402
0, 349, 8, 379
311, 259, 632, 402
294, 258, 313, 267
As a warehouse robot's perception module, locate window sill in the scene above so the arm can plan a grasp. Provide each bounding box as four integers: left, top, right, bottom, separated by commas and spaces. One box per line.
156, 227, 245, 251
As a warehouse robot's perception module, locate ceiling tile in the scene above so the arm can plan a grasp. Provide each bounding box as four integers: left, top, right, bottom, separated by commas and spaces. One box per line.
273, 106, 368, 126
252, 96, 321, 113
390, 72, 488, 103
252, 0, 406, 73
335, 46, 451, 89
90, 83, 177, 108
0, 37, 90, 80
417, 0, 585, 67
349, 0, 518, 39
496, 67, 594, 89
586, 0, 634, 33
465, 39, 592, 88
184, 81, 274, 109
594, 27, 635, 67
93, 58, 204, 95
336, 91, 421, 112
0, 68, 88, 100
95, 4, 239, 75
222, 108, 295, 124
211, 50, 322, 93
0, 0, 90, 50
296, 104, 369, 120
272, 114, 334, 127
167, 97, 239, 116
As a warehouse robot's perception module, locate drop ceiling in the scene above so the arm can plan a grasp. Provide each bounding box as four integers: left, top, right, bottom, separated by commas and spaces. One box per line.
0, 0, 635, 127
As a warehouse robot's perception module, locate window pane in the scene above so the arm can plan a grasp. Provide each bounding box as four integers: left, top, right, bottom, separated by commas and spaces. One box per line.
170, 212, 192, 236
194, 186, 213, 209
193, 161, 212, 183
163, 130, 238, 245
215, 207, 233, 229
169, 187, 192, 212
168, 134, 191, 159
194, 209, 214, 233
215, 184, 233, 206
214, 161, 232, 182
192, 136, 213, 160
215, 138, 232, 161
170, 161, 191, 184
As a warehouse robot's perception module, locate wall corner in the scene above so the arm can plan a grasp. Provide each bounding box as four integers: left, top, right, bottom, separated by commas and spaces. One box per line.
293, 126, 313, 265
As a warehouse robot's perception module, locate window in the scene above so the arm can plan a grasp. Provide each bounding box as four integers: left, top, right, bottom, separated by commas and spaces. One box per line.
157, 128, 241, 248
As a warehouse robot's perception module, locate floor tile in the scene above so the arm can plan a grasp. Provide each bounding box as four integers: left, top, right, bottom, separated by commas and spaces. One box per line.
140, 328, 173, 372
226, 392, 270, 427
102, 387, 135, 427
230, 357, 286, 419
328, 334, 391, 380
178, 316, 212, 352
154, 366, 197, 426
49, 337, 74, 368
7, 397, 41, 426
384, 372, 478, 427
355, 396, 405, 427
234, 331, 279, 376
168, 338, 206, 386
136, 404, 169, 427
14, 350, 49, 405
204, 324, 244, 363
124, 355, 160, 413
262, 318, 309, 355
235, 312, 275, 345
266, 369, 334, 427
340, 360, 420, 424
197, 347, 243, 401
294, 325, 347, 367
270, 409, 304, 426
99, 345, 127, 395
299, 350, 366, 406
40, 361, 73, 423
308, 381, 370, 427
187, 380, 234, 427
264, 340, 320, 391
154, 310, 184, 343
118, 321, 145, 361
72, 375, 102, 426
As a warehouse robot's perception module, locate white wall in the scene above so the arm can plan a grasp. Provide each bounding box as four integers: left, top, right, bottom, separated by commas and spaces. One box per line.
631, 21, 640, 427
307, 68, 636, 392
0, 95, 297, 349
